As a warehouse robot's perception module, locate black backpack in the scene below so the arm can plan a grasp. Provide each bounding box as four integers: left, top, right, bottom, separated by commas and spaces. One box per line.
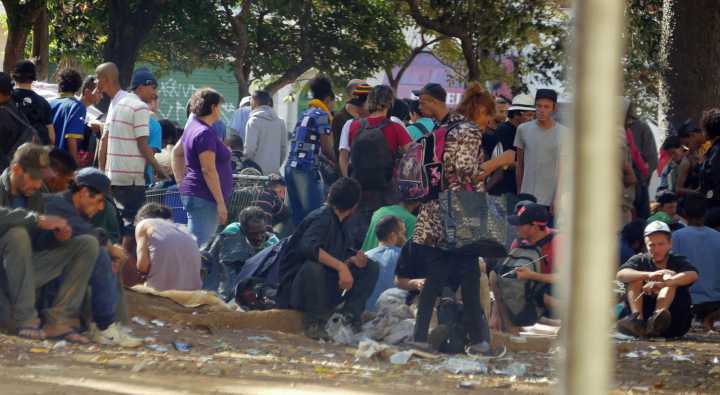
350, 118, 393, 190
495, 232, 555, 326
431, 292, 491, 354
0, 104, 38, 171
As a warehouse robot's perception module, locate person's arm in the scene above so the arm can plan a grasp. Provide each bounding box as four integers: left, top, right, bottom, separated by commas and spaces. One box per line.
338, 120, 353, 176
516, 148, 524, 190
320, 133, 336, 164
515, 266, 556, 284
47, 124, 56, 146
171, 140, 185, 184
318, 248, 354, 289
66, 138, 79, 162
617, 268, 653, 283
339, 149, 350, 177
98, 130, 109, 172
623, 158, 637, 188
135, 220, 151, 274
199, 150, 228, 225
244, 117, 259, 160
640, 123, 659, 173
137, 136, 165, 178
479, 150, 516, 179
663, 270, 698, 287
395, 276, 425, 291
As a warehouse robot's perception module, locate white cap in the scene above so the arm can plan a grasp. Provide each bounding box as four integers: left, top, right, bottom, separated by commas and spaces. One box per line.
644, 220, 671, 237
239, 96, 252, 107
508, 94, 535, 112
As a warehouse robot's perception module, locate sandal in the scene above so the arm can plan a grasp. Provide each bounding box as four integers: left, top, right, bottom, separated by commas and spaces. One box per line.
17, 325, 46, 340
43, 323, 91, 344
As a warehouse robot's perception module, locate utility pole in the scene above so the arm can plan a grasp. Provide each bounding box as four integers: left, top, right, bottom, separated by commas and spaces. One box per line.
559, 0, 624, 394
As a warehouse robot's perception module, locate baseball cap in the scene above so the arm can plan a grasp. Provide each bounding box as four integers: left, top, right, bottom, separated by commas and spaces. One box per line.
507, 203, 550, 226
348, 83, 371, 106
74, 167, 111, 195
12, 143, 53, 180
644, 220, 671, 237
535, 88, 558, 103
656, 190, 678, 205
239, 96, 251, 107
647, 211, 673, 225
412, 83, 447, 103
131, 67, 158, 90
508, 94, 536, 112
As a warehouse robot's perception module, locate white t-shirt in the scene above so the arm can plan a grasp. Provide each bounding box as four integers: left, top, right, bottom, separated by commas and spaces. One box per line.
102, 90, 129, 133
106, 92, 150, 186
339, 116, 409, 152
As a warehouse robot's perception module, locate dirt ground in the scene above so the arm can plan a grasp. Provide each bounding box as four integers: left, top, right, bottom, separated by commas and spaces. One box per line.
1, 291, 719, 395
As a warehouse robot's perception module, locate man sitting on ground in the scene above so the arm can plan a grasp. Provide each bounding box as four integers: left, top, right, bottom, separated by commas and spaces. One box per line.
135, 203, 202, 291
361, 199, 419, 252
365, 216, 407, 311
278, 177, 379, 340
43, 168, 141, 347
0, 143, 98, 341
491, 204, 559, 333
250, 175, 290, 231
671, 193, 720, 331
616, 221, 698, 338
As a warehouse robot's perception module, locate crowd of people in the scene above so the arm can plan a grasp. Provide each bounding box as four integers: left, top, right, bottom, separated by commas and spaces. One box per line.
1, 56, 720, 355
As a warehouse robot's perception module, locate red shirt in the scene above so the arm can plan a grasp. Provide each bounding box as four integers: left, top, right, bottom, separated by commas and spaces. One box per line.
510, 229, 559, 274
348, 116, 411, 154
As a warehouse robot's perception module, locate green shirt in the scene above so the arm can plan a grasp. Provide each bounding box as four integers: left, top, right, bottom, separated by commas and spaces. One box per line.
221, 222, 280, 248
361, 205, 416, 252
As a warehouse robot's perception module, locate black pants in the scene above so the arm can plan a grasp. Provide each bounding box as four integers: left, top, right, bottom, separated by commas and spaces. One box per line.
622, 290, 693, 338
413, 245, 486, 344
111, 185, 146, 235
289, 259, 379, 325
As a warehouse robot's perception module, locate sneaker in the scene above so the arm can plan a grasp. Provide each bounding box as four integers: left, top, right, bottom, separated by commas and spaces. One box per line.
646, 309, 671, 338
91, 322, 144, 348
617, 312, 647, 338
303, 322, 330, 341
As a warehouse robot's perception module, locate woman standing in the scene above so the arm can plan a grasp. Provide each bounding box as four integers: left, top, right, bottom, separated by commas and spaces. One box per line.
412, 83, 512, 353
177, 88, 232, 247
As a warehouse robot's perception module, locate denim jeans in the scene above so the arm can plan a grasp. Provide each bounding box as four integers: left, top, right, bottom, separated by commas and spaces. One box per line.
181, 194, 219, 248
111, 185, 146, 235
286, 166, 324, 226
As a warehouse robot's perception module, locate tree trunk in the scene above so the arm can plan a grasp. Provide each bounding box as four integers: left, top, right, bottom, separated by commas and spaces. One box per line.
1, 0, 44, 73
264, 59, 313, 96
31, 6, 49, 81
460, 37, 481, 83
233, 62, 251, 103
102, 0, 164, 87
661, 0, 720, 124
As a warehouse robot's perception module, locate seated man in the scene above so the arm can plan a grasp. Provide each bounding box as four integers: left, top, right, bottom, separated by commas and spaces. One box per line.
46, 148, 79, 193
43, 167, 141, 347
361, 199, 418, 252
365, 216, 406, 311
490, 204, 558, 333
670, 193, 720, 331
212, 206, 280, 296
250, 175, 290, 230
135, 203, 202, 292
277, 177, 379, 340
616, 221, 698, 338
0, 143, 98, 341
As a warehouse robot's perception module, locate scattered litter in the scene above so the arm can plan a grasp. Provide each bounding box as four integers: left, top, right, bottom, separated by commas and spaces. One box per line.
713, 357, 720, 364
671, 353, 693, 362
389, 350, 414, 365
355, 339, 390, 359
322, 353, 335, 358
326, 313, 359, 345
29, 347, 50, 353
625, 351, 641, 358
246, 336, 272, 344
144, 337, 157, 344
173, 341, 192, 352
458, 381, 480, 389
131, 316, 148, 326
509, 336, 527, 343
150, 319, 166, 327
131, 360, 148, 373
494, 362, 528, 377
613, 332, 636, 341
52, 341, 67, 350
630, 386, 650, 392
710, 366, 720, 375
28, 364, 59, 370
440, 357, 488, 375
146, 344, 169, 353
649, 350, 662, 357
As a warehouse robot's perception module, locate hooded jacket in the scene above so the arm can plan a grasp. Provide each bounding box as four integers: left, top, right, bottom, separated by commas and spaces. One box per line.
244, 105, 288, 174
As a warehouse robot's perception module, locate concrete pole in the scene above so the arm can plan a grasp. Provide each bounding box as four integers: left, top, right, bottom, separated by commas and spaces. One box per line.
559, 0, 624, 394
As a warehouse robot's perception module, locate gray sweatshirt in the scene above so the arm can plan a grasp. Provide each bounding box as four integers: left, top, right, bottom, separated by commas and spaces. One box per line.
243, 105, 287, 174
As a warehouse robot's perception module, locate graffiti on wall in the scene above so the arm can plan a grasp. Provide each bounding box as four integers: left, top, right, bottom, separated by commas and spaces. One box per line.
155, 76, 238, 126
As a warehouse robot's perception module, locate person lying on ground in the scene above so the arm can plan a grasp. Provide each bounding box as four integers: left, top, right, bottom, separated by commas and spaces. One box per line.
277, 177, 379, 341
490, 203, 559, 334
616, 221, 698, 338
42, 168, 142, 347
365, 216, 406, 312
0, 143, 98, 342
135, 203, 202, 292
670, 193, 720, 331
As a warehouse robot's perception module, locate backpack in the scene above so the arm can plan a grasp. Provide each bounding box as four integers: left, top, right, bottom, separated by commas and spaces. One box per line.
233, 238, 289, 308
495, 232, 555, 326
394, 122, 459, 201
0, 105, 38, 171
350, 118, 393, 190
431, 291, 491, 354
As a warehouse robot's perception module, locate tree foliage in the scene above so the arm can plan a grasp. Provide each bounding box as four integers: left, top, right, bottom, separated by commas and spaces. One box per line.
623, 0, 663, 118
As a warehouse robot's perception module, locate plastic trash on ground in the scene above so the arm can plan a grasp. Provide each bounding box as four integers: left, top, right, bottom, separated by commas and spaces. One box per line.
390, 350, 414, 365
326, 313, 360, 345
440, 357, 488, 375
355, 339, 390, 359
494, 362, 528, 377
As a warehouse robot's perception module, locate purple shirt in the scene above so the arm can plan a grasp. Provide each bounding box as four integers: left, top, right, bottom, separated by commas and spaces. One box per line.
179, 116, 233, 202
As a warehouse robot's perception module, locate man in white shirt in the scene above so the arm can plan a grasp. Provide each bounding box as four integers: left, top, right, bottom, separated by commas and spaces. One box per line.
95, 62, 128, 171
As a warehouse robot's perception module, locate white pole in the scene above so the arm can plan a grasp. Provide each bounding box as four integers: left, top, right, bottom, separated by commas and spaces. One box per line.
560, 0, 624, 394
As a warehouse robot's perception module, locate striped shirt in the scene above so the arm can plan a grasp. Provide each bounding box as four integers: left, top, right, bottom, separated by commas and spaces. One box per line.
106, 92, 149, 186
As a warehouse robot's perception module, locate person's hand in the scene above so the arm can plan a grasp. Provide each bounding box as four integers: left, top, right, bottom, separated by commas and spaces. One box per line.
37, 215, 69, 231
515, 266, 535, 280
53, 225, 72, 241
408, 279, 425, 291
217, 203, 228, 225
649, 269, 675, 281
643, 281, 665, 295
108, 244, 128, 273
89, 120, 103, 134
348, 250, 368, 269
338, 264, 354, 290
